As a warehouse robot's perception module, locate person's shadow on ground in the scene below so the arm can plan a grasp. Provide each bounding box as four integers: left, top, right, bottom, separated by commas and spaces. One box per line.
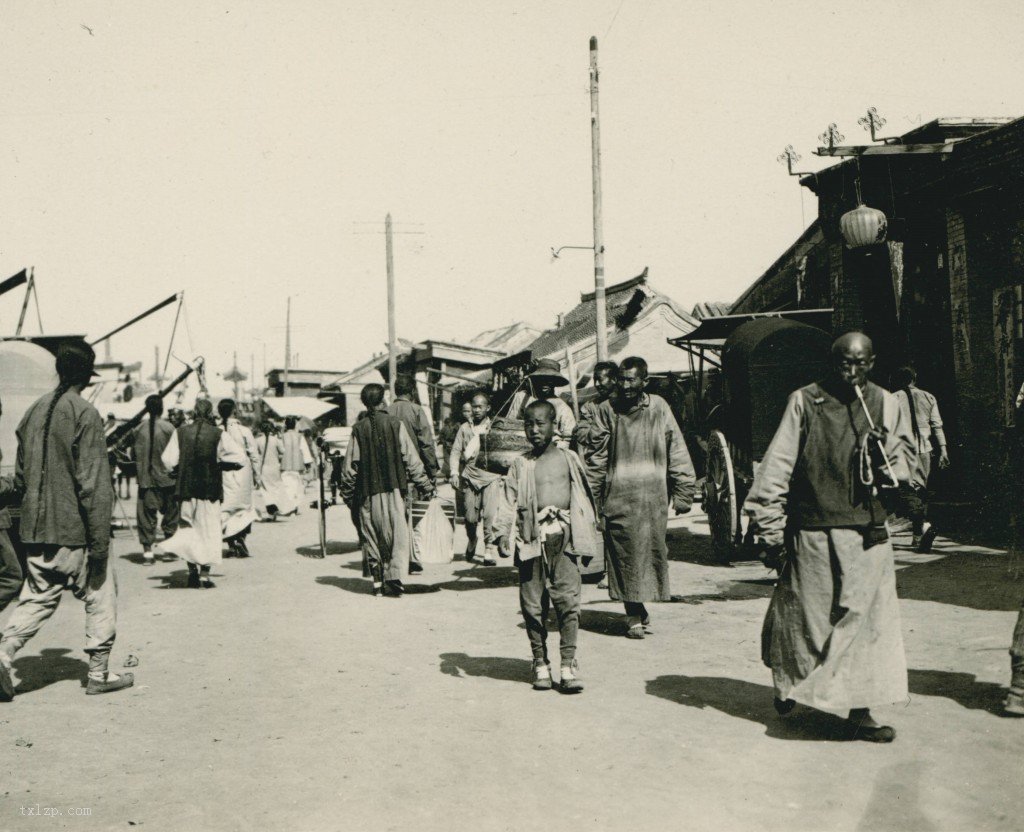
147, 568, 222, 590
295, 542, 362, 558
430, 566, 518, 593
120, 551, 178, 566
316, 576, 376, 595
439, 652, 531, 684
908, 668, 1007, 714
645, 675, 848, 741
13, 648, 88, 694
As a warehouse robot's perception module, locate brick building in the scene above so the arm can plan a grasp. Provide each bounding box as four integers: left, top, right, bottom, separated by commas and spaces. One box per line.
733, 116, 1024, 529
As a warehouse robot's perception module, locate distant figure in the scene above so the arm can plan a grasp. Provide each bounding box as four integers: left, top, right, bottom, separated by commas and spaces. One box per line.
0, 396, 23, 617
281, 416, 311, 515
388, 375, 439, 479
133, 394, 179, 564
891, 366, 949, 553
572, 360, 618, 481
167, 408, 186, 429
589, 356, 695, 639
256, 422, 293, 519
340, 384, 434, 597
449, 391, 502, 565
508, 359, 577, 446
160, 399, 246, 588
0, 342, 132, 700
744, 332, 914, 742
495, 401, 598, 693
217, 399, 262, 558
440, 401, 473, 481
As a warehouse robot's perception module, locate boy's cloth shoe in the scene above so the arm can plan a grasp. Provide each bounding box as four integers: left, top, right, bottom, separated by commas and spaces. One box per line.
86, 672, 135, 696
559, 660, 584, 693
1004, 689, 1024, 717
625, 616, 645, 639
142, 550, 155, 563
532, 661, 553, 691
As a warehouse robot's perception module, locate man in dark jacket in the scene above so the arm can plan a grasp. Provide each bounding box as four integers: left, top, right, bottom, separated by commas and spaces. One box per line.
0, 341, 132, 700
133, 394, 179, 563
341, 384, 434, 596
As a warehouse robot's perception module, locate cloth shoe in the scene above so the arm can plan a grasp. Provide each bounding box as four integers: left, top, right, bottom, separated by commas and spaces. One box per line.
559, 660, 584, 693
532, 660, 552, 691
625, 616, 645, 639
916, 523, 937, 554
86, 672, 135, 696
142, 549, 154, 564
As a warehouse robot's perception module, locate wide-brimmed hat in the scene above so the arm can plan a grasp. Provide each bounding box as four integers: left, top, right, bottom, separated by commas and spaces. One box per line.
527, 358, 569, 387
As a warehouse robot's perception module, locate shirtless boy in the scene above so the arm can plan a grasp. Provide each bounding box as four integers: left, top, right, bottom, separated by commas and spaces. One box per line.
496, 401, 598, 693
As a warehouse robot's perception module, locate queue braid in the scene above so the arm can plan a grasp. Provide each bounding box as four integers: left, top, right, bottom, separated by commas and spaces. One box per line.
40, 381, 74, 483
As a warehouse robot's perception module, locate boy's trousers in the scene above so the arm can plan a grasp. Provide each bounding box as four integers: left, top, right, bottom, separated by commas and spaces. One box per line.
518, 530, 580, 664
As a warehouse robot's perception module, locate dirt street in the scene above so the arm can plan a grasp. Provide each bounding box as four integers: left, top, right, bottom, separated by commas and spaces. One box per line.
2, 488, 1022, 832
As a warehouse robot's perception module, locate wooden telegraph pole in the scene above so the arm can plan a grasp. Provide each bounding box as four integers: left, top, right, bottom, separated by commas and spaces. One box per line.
590, 36, 608, 363
386, 212, 397, 398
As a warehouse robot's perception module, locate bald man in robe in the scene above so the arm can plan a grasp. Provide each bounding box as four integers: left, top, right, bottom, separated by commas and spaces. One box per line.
744, 332, 915, 742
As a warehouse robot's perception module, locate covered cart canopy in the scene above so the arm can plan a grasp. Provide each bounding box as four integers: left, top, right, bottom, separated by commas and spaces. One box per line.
669, 309, 832, 366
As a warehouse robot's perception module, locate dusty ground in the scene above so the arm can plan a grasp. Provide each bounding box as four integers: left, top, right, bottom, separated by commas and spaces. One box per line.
2, 485, 1023, 832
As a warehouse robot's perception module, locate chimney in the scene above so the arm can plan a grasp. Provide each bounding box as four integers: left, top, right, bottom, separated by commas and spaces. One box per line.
556, 313, 565, 329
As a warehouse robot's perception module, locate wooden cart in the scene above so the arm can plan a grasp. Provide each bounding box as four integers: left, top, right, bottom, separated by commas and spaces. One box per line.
670, 311, 832, 560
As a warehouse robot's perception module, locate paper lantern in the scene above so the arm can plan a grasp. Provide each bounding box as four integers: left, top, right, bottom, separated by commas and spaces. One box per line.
840, 203, 887, 248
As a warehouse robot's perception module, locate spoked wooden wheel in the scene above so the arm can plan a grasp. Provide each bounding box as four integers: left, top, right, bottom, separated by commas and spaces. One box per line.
703, 429, 738, 561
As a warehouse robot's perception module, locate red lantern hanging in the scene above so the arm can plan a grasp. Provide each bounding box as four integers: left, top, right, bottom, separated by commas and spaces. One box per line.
840, 203, 887, 248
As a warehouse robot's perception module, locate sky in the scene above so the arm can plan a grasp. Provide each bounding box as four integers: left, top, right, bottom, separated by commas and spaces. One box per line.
1, 0, 1022, 396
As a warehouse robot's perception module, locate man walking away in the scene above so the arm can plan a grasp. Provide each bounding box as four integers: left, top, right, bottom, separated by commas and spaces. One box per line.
0, 342, 132, 700
161, 399, 246, 588
745, 332, 914, 742
588, 356, 695, 639
217, 399, 261, 558
341, 384, 434, 597
281, 416, 311, 515
891, 366, 949, 553
133, 394, 179, 564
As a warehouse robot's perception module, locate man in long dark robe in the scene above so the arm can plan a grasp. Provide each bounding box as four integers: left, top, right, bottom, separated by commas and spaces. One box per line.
341, 384, 434, 597
589, 356, 695, 639
744, 332, 914, 742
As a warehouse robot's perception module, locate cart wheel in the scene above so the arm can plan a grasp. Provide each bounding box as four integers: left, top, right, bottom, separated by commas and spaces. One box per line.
703, 430, 738, 561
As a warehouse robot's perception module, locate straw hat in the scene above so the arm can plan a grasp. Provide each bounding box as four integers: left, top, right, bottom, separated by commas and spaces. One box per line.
527, 358, 569, 387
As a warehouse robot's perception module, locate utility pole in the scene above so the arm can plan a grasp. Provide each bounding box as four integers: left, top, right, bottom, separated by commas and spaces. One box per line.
284, 296, 291, 397
386, 212, 397, 398
250, 353, 256, 402
154, 345, 162, 389
590, 36, 608, 362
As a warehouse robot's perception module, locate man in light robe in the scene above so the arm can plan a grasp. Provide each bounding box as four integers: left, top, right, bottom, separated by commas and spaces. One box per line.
255, 422, 293, 520
216, 398, 261, 557
133, 394, 179, 564
340, 384, 434, 597
449, 391, 503, 565
161, 399, 246, 588
588, 356, 695, 639
280, 416, 311, 515
507, 359, 577, 446
744, 332, 914, 742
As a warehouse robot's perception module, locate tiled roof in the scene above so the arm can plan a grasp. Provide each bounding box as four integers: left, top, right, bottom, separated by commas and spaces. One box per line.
691, 301, 732, 319
526, 268, 697, 358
